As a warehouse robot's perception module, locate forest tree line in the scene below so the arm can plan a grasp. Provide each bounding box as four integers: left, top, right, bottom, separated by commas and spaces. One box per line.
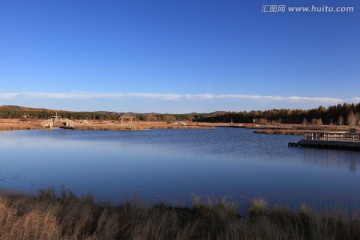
0, 106, 119, 120
1, 103, 360, 126
196, 103, 360, 126
0, 105, 195, 121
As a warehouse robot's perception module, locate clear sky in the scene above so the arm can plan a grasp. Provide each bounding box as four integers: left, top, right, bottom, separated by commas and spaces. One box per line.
0, 0, 359, 113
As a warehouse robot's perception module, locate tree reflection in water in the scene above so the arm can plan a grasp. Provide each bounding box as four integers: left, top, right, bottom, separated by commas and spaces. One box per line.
303, 149, 360, 172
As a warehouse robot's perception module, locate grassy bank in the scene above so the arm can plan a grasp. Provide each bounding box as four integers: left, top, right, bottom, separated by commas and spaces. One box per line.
0, 119, 43, 131
249, 124, 355, 135
2, 118, 357, 134
1, 189, 360, 239
0, 119, 215, 131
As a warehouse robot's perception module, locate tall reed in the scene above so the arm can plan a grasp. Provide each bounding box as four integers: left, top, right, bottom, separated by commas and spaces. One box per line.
0, 189, 359, 240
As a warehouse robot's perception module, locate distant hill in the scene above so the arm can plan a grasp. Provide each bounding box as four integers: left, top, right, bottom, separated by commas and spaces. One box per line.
0, 105, 120, 120
0, 105, 203, 121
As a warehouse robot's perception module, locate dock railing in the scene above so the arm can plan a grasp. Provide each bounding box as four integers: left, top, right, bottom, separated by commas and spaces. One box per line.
304, 132, 360, 142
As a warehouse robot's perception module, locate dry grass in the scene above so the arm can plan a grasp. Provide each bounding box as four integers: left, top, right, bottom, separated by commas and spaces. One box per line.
0, 119, 214, 131
250, 124, 356, 135
2, 118, 356, 134
0, 119, 43, 131
73, 121, 214, 131
0, 190, 359, 240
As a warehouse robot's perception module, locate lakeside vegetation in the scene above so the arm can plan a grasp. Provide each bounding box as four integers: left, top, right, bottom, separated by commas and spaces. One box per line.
197, 103, 360, 126
1, 103, 360, 127
1, 188, 360, 240
0, 105, 194, 122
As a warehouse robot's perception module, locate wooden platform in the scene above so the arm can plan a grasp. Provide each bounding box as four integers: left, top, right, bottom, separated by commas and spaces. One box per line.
288, 140, 360, 151
288, 131, 360, 151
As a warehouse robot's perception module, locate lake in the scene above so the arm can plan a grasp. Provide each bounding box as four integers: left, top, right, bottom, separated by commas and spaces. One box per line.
0, 128, 359, 212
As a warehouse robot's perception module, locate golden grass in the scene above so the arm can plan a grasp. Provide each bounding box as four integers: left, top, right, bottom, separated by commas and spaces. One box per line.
0, 189, 360, 240
0, 119, 43, 131
250, 124, 356, 135
0, 119, 214, 131
0, 193, 60, 239
2, 118, 356, 134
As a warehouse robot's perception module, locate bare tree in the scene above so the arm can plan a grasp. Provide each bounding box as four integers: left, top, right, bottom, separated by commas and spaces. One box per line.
311, 118, 323, 125
338, 115, 344, 126
302, 118, 308, 125
316, 118, 323, 125
145, 114, 158, 122
347, 112, 356, 127
163, 115, 176, 122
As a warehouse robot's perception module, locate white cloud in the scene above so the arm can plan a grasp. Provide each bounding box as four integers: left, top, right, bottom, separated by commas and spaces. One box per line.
0, 91, 350, 104
287, 96, 343, 103
0, 93, 20, 100
1, 91, 358, 113
25, 92, 88, 99
127, 93, 183, 100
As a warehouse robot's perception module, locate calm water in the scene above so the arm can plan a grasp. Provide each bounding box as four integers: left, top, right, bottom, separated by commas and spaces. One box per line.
0, 128, 359, 211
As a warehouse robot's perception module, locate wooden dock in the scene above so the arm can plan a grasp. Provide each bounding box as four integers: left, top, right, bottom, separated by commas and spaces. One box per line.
289, 132, 360, 151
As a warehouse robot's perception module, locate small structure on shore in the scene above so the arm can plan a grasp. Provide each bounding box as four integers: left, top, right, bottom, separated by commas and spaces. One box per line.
41, 112, 76, 129
41, 119, 54, 128
20, 113, 29, 122
41, 112, 61, 128
60, 119, 75, 129
172, 121, 188, 126
79, 119, 88, 124
52, 112, 61, 122
289, 129, 360, 151
119, 113, 136, 124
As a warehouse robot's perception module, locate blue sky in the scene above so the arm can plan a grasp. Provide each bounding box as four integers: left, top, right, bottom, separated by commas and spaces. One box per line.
0, 0, 359, 113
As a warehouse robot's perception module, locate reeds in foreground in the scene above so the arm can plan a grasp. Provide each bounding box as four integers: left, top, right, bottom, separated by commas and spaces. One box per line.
0, 189, 359, 239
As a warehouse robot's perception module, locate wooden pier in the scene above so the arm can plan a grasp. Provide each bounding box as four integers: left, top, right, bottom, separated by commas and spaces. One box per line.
289, 131, 360, 151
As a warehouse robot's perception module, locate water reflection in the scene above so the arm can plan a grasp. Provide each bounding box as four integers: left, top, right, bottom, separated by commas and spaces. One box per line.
303, 149, 360, 172
0, 129, 360, 211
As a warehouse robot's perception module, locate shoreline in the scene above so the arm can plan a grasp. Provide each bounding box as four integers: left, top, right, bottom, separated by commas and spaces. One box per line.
1, 118, 357, 135
0, 119, 216, 131
250, 124, 356, 135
